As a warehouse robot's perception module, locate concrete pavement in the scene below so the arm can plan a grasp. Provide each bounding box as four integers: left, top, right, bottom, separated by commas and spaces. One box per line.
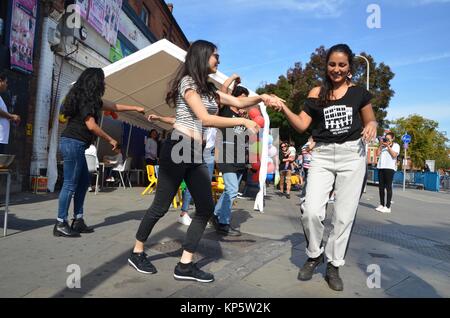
0, 184, 449, 298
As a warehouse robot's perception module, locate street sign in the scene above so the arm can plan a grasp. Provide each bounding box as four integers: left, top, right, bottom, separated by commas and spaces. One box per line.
403, 143, 409, 149
402, 134, 412, 144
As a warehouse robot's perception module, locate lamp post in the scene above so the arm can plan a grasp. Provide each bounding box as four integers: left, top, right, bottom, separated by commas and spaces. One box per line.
356, 55, 371, 192
356, 54, 370, 90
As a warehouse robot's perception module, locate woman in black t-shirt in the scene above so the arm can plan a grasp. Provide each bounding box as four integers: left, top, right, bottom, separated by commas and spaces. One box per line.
54, 68, 145, 238
279, 44, 378, 292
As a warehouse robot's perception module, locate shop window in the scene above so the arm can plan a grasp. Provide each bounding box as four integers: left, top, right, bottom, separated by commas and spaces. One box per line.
140, 4, 150, 26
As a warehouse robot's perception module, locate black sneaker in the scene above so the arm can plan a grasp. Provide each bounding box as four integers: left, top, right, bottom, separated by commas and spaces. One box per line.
173, 262, 214, 283
128, 251, 157, 274
286, 193, 291, 199
325, 263, 344, 291
71, 218, 94, 233
53, 221, 81, 238
298, 254, 324, 281
216, 223, 242, 236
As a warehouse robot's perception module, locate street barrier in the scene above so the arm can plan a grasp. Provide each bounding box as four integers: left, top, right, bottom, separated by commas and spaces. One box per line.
367, 168, 441, 192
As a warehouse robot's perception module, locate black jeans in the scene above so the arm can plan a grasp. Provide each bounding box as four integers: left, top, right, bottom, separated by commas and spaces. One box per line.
135, 136, 214, 253
378, 169, 395, 208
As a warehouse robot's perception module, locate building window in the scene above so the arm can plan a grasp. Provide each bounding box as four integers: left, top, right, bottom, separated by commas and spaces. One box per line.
140, 4, 150, 26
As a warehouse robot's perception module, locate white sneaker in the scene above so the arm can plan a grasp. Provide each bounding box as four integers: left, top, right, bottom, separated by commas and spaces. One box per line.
178, 213, 192, 226
381, 207, 391, 213
375, 205, 384, 212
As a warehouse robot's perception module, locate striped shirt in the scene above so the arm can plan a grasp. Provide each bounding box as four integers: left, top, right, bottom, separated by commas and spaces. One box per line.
175, 76, 219, 136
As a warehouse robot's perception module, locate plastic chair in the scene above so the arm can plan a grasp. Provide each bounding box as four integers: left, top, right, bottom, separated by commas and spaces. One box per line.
112, 157, 132, 188
85, 154, 99, 195
142, 165, 158, 195
141, 165, 183, 208
172, 187, 183, 209
211, 172, 225, 203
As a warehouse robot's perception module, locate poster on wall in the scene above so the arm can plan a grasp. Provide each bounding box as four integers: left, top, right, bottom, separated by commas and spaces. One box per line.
76, 0, 89, 19
102, 0, 122, 45
9, 0, 37, 74
109, 37, 134, 63
87, 0, 105, 35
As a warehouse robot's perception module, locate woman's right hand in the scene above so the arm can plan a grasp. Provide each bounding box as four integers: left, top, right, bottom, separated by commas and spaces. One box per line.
243, 119, 260, 134
109, 139, 119, 151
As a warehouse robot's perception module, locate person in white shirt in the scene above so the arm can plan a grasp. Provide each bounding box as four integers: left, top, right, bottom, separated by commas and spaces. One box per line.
376, 132, 400, 214
0, 73, 21, 154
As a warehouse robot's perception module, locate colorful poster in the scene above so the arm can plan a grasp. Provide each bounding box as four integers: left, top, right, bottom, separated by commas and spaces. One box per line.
10, 0, 37, 73
102, 0, 122, 45
87, 0, 105, 35
109, 38, 133, 63
76, 0, 89, 19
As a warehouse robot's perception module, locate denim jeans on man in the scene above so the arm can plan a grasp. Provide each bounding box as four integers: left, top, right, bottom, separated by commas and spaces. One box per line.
57, 137, 90, 222
214, 171, 243, 225
181, 148, 215, 212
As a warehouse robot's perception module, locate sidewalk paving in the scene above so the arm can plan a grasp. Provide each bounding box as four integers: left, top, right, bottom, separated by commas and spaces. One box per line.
0, 184, 449, 298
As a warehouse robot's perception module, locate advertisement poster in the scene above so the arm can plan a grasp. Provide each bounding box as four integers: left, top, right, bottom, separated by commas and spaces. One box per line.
109, 38, 133, 63
87, 0, 105, 35
9, 0, 37, 73
102, 0, 122, 45
76, 0, 89, 19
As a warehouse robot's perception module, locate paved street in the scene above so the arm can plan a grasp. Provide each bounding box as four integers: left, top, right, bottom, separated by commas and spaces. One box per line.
1, 184, 449, 298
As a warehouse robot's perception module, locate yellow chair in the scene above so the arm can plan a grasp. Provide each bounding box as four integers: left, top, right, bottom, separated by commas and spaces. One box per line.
211, 173, 225, 203
141, 165, 183, 208
291, 175, 300, 186
141, 165, 158, 195
172, 187, 183, 209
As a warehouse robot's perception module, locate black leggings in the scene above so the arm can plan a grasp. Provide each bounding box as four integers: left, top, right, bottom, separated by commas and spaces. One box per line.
135, 136, 214, 253
378, 169, 395, 208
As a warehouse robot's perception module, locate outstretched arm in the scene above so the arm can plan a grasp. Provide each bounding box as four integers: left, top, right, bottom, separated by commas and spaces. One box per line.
147, 114, 176, 125
217, 91, 284, 110
102, 99, 145, 114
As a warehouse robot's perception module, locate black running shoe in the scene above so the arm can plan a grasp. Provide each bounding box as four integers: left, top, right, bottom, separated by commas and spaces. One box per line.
128, 251, 157, 274
173, 262, 214, 283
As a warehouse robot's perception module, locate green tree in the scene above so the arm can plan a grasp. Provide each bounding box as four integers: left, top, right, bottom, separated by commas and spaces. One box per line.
257, 46, 395, 147
391, 115, 450, 170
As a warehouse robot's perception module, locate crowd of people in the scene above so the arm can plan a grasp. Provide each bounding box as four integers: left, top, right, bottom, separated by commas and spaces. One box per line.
4, 39, 430, 292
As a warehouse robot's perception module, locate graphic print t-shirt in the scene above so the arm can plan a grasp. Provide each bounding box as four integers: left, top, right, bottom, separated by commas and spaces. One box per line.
303, 86, 373, 144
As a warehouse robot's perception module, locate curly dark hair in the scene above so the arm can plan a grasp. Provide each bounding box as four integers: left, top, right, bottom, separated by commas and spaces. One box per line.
166, 40, 218, 107
63, 68, 105, 118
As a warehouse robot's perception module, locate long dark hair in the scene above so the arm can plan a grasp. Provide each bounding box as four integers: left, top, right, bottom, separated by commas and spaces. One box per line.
166, 40, 218, 107
319, 44, 354, 106
63, 68, 105, 118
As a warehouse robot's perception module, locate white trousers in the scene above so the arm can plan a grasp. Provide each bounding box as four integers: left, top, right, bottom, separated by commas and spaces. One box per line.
302, 138, 366, 267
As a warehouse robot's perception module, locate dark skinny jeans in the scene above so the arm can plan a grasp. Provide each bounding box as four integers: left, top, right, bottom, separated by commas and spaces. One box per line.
135, 135, 214, 253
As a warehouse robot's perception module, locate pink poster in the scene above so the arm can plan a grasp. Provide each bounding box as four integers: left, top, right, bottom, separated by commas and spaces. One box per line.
76, 0, 89, 19
88, 0, 105, 35
10, 0, 37, 73
102, 0, 122, 45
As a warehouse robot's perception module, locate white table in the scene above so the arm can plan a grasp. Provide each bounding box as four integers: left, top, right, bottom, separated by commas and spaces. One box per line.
0, 169, 11, 237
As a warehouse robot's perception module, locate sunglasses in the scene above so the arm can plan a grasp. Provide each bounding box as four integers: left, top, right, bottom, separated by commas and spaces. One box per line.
212, 53, 220, 61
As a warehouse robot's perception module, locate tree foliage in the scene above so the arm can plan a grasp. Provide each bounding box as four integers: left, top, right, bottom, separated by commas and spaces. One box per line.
391, 115, 450, 170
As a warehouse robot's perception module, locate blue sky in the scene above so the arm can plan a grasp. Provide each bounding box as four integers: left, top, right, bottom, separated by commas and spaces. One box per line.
167, 0, 450, 137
